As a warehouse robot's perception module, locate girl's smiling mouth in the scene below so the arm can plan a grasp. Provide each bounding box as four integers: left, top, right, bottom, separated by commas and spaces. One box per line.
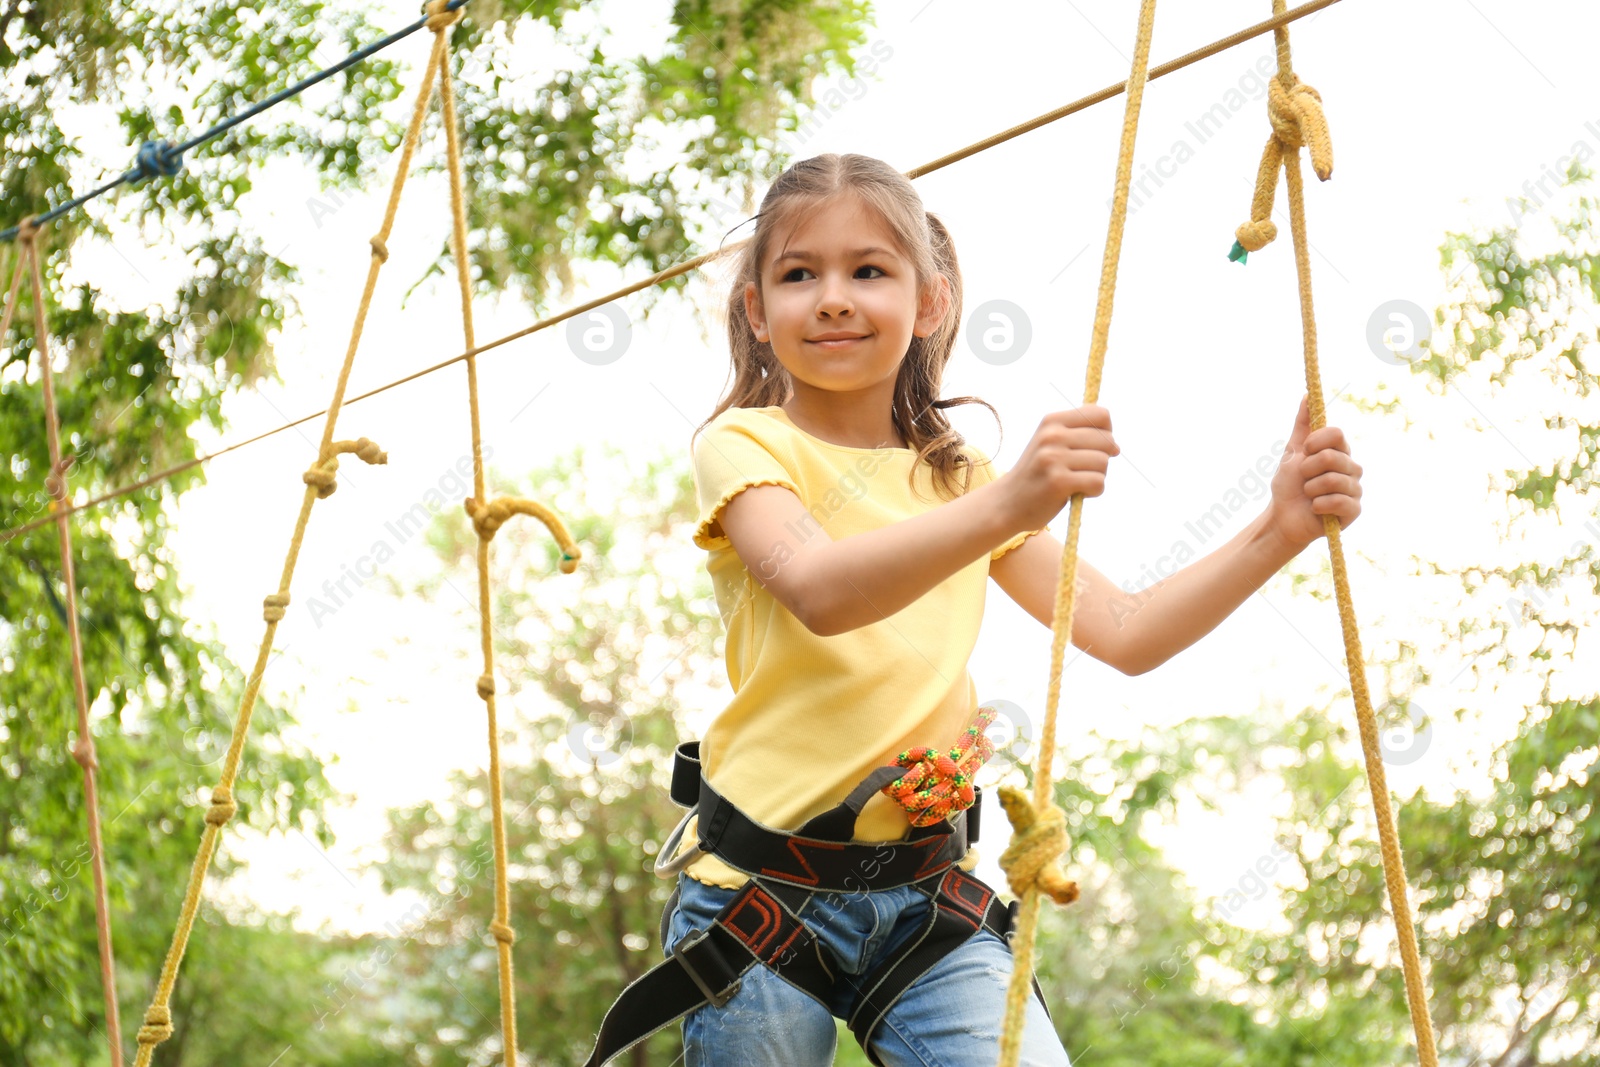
808, 334, 869, 350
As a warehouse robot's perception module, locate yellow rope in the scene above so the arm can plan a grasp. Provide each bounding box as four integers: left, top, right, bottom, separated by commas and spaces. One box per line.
1234, 4, 1441, 1063
993, 1, 1159, 1062
129, 10, 452, 1059
8, 218, 125, 1067
0, 0, 1348, 549
437, 35, 582, 1064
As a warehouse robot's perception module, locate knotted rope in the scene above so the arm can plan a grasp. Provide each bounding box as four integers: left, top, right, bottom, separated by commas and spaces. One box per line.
129, 5, 455, 1059
6, 217, 125, 1067
1230, 5, 1440, 1064
1229, 70, 1331, 262
464, 494, 582, 564
994, 1, 1158, 1062
0, 1, 1349, 550
881, 704, 997, 828
438, 26, 581, 1062
300, 436, 389, 498
996, 788, 1080, 906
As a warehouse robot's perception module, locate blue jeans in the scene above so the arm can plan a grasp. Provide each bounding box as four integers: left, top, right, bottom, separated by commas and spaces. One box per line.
663, 872, 1073, 1066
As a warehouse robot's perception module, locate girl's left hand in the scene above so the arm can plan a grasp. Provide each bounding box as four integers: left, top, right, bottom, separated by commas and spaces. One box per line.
1266, 393, 1363, 550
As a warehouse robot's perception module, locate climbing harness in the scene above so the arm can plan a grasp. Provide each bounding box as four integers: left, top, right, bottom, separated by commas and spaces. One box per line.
581, 740, 1050, 1067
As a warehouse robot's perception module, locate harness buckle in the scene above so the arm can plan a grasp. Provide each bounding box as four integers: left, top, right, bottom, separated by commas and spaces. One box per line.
672, 926, 741, 1007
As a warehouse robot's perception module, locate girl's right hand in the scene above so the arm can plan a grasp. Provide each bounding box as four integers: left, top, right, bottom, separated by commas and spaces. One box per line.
996, 405, 1120, 532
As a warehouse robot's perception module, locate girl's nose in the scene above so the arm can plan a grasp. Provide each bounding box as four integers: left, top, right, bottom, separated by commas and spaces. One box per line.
816, 273, 854, 316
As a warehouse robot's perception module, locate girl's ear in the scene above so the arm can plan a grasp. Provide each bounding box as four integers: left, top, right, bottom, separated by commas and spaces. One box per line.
743, 280, 769, 343
913, 274, 952, 338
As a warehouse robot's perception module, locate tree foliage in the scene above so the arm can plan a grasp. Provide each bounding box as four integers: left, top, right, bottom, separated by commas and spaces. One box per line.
2, 0, 876, 1060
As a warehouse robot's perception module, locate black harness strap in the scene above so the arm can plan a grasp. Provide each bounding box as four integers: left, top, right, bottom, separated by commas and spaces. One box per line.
845, 866, 1053, 1065
582, 876, 834, 1067
581, 742, 1050, 1067
672, 740, 979, 891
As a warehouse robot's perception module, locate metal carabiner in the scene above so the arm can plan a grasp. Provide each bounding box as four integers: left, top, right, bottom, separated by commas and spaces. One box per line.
653, 807, 705, 879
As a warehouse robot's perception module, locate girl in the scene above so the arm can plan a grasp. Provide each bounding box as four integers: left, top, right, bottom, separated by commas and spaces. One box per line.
663, 153, 1362, 1065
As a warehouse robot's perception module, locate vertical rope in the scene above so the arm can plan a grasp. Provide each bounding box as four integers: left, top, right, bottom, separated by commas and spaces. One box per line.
12, 218, 125, 1067
994, 1, 1159, 1063
437, 29, 524, 1067
128, 20, 452, 1063
1254, 3, 1441, 1062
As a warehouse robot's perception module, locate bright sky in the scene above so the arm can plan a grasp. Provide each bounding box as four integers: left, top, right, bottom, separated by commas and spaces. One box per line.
30, 0, 1599, 944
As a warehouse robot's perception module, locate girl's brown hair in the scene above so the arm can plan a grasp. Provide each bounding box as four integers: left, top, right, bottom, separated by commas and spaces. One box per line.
692, 153, 1000, 502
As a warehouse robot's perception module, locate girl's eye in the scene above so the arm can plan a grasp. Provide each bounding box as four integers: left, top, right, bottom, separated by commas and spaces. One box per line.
782, 265, 887, 281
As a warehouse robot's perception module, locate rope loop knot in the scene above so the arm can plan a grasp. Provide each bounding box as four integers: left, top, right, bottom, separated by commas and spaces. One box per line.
263, 592, 290, 622
423, 0, 462, 32
996, 785, 1080, 906
136, 1004, 173, 1048
489, 920, 517, 946
132, 139, 186, 181
476, 673, 495, 700
302, 437, 389, 498
205, 783, 237, 827
881, 704, 997, 828
463, 495, 582, 573
1230, 73, 1334, 263
70, 735, 100, 773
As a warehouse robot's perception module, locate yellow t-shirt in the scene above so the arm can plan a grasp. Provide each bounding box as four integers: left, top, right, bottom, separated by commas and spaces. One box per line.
673, 405, 1044, 889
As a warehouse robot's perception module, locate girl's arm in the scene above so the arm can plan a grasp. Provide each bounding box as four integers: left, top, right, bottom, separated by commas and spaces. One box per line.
716, 407, 1119, 637
990, 395, 1363, 675
717, 476, 1026, 637
987, 538, 1143, 673
990, 514, 1298, 675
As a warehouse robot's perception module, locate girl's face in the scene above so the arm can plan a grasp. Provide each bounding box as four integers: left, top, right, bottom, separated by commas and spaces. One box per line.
744, 195, 948, 398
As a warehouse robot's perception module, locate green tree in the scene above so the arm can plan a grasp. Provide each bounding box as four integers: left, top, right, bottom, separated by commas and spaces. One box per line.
3, 0, 876, 1059
372, 444, 709, 1065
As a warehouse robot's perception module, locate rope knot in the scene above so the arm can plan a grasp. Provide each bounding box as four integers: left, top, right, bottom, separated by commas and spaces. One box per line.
996, 785, 1079, 906
303, 437, 389, 498
1229, 73, 1333, 263
69, 736, 99, 773
476, 673, 495, 700
263, 592, 290, 622
137, 1004, 173, 1047
132, 139, 186, 181
463, 495, 582, 573
881, 705, 996, 827
489, 920, 517, 946
1266, 76, 1332, 177
205, 784, 237, 826
350, 436, 387, 464
423, 0, 462, 32
303, 459, 340, 497
369, 235, 389, 262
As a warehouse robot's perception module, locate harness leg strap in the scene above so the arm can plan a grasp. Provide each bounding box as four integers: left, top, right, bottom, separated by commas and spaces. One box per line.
582, 878, 835, 1067
847, 867, 1053, 1065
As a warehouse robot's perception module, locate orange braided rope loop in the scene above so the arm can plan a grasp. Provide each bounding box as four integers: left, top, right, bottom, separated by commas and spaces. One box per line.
881, 704, 998, 828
